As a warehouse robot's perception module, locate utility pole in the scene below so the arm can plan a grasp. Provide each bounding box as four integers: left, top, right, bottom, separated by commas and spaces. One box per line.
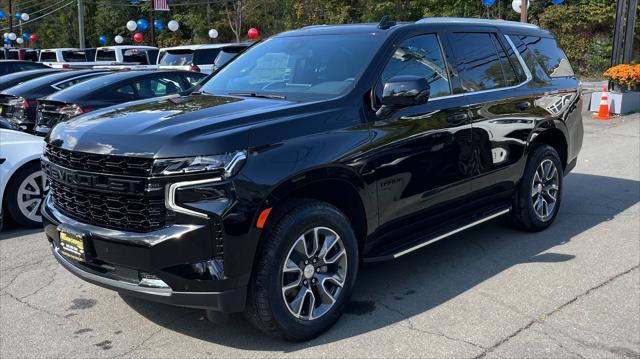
78, 0, 85, 49
612, 0, 638, 66
150, 0, 155, 46
520, 0, 528, 23
9, 0, 13, 34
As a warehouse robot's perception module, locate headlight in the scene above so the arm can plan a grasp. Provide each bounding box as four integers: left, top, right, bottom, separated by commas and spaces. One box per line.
152, 150, 247, 177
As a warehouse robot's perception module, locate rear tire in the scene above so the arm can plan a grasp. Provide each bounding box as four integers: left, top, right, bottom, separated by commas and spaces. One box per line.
5, 162, 47, 228
511, 144, 563, 231
245, 199, 358, 341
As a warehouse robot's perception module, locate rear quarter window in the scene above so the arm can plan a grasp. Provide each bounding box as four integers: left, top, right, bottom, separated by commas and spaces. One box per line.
509, 35, 574, 82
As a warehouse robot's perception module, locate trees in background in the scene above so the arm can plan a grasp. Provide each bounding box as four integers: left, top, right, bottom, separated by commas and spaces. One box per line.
1, 0, 637, 76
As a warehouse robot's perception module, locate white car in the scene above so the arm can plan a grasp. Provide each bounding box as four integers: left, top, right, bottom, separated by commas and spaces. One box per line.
0, 129, 46, 229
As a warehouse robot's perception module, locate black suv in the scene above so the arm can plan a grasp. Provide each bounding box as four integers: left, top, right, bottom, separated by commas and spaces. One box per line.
42, 18, 583, 341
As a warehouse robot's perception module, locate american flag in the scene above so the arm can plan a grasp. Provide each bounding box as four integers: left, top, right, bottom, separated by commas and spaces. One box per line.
154, 0, 170, 11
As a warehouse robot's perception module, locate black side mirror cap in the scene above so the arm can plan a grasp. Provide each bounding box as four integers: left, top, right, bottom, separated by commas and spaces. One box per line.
376, 75, 430, 119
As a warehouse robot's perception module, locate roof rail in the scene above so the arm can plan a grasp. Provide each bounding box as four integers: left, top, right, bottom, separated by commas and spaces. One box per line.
416, 17, 539, 29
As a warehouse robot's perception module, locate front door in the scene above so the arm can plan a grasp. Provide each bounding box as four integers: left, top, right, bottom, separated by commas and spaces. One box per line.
366, 33, 474, 251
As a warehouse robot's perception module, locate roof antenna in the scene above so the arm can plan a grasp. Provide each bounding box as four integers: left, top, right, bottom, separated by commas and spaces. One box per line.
378, 16, 396, 30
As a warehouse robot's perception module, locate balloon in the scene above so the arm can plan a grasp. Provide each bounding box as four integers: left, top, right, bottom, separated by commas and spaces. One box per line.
154, 20, 164, 31
3, 33, 8, 39
137, 19, 148, 31
551, 0, 564, 4
99, 35, 108, 45
247, 27, 259, 39
131, 0, 140, 3
8, 33, 16, 41
511, 0, 529, 13
115, 35, 124, 44
208, 29, 219, 39
133, 33, 144, 43
482, 0, 496, 5
15, 12, 22, 21
29, 34, 38, 42
126, 20, 137, 32
23, 32, 30, 40
4, 39, 11, 46
20, 12, 29, 21
16, 37, 23, 44
167, 20, 179, 32
0, 10, 6, 19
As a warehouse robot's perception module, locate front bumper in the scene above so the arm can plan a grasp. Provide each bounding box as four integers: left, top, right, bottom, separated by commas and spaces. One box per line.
42, 196, 247, 312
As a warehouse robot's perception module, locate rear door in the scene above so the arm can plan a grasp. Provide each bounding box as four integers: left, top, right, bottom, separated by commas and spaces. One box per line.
443, 28, 538, 199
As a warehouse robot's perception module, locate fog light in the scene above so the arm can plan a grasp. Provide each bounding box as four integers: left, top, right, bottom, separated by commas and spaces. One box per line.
139, 272, 170, 288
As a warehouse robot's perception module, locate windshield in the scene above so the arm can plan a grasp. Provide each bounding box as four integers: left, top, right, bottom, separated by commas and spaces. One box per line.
200, 35, 380, 101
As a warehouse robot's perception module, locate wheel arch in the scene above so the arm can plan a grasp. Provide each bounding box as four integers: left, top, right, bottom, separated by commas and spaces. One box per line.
260, 166, 371, 253
529, 128, 568, 170
1, 158, 42, 213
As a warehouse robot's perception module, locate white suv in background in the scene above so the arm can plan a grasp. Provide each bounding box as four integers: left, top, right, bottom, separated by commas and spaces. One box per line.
157, 43, 249, 74
0, 129, 46, 230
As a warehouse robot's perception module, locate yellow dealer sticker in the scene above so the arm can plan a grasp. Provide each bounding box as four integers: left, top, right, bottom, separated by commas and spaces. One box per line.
59, 229, 85, 262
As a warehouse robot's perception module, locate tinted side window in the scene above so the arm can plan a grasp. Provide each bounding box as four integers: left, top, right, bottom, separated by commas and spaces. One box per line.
131, 76, 182, 98
448, 32, 507, 93
510, 35, 574, 81
381, 34, 450, 98
491, 35, 519, 86
114, 84, 136, 99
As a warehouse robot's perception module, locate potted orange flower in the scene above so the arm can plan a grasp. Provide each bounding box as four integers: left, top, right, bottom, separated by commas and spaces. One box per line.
590, 64, 640, 114
604, 64, 640, 93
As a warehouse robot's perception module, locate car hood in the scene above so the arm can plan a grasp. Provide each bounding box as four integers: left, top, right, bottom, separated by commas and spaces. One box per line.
0, 128, 44, 146
47, 94, 295, 158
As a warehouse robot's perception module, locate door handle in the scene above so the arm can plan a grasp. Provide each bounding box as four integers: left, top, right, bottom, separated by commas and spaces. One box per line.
447, 112, 468, 126
516, 101, 531, 111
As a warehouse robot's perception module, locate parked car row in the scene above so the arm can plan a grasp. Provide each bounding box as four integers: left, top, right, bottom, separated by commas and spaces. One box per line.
4, 42, 251, 74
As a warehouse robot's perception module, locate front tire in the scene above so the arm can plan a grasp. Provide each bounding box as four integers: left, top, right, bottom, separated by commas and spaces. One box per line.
245, 200, 358, 341
512, 144, 563, 231
5, 162, 48, 227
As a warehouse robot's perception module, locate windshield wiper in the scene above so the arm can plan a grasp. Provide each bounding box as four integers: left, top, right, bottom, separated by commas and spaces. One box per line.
229, 92, 287, 100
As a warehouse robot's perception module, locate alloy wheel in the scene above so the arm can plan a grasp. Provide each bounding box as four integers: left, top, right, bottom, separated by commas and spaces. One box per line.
531, 159, 559, 221
16, 170, 48, 223
281, 227, 347, 321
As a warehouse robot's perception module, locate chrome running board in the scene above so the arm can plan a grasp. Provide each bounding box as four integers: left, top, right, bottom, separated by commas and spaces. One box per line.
364, 207, 511, 262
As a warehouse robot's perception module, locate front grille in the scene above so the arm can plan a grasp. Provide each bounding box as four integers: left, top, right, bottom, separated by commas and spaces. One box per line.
45, 145, 153, 177
49, 180, 166, 232
45, 145, 164, 232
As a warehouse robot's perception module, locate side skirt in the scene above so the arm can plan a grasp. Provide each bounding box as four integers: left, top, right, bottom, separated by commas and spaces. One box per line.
363, 205, 511, 262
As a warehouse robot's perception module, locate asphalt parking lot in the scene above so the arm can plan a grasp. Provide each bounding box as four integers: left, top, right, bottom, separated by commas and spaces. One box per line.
1, 108, 639, 358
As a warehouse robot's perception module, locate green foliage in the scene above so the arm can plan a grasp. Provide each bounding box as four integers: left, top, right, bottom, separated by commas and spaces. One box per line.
0, 0, 629, 76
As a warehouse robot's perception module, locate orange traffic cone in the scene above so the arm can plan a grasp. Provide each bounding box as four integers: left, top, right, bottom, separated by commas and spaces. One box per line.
593, 85, 614, 120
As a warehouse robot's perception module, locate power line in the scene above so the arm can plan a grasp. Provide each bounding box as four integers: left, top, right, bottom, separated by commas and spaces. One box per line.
1, 0, 75, 31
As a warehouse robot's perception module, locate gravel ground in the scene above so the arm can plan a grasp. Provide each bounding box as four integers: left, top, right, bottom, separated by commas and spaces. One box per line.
1, 106, 638, 358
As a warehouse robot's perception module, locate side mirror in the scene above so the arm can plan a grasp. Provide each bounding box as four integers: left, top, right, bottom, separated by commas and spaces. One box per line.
376, 75, 430, 118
